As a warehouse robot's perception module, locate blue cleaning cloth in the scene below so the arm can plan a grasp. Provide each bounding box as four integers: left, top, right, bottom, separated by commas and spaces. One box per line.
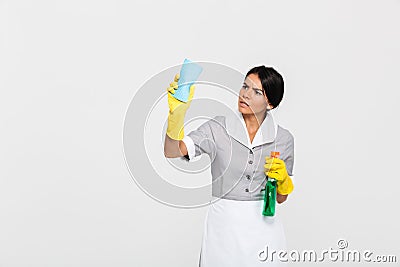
172, 58, 203, 102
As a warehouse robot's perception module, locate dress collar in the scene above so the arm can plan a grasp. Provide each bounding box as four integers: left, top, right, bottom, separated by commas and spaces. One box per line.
225, 108, 277, 149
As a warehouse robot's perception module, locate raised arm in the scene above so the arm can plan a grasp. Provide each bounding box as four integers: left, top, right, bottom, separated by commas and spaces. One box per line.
164, 135, 188, 158
163, 73, 194, 158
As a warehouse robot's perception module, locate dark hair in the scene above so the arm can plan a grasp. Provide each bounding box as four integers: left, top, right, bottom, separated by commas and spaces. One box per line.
245, 66, 284, 109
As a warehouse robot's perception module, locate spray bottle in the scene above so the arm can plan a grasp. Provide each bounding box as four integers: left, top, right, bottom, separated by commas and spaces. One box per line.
262, 151, 280, 216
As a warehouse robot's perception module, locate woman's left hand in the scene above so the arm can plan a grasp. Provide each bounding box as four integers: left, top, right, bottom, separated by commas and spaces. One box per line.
264, 157, 294, 195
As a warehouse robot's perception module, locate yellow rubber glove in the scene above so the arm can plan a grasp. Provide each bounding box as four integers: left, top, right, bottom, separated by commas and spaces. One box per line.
264, 157, 294, 195
166, 73, 196, 140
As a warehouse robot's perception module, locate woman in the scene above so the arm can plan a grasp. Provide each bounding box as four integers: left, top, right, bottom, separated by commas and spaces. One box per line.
164, 66, 295, 266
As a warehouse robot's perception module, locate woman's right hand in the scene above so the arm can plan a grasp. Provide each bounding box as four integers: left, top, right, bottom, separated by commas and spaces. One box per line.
167, 73, 195, 113
166, 73, 196, 140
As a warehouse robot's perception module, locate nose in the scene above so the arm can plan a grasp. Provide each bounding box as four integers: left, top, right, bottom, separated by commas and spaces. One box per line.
242, 92, 250, 101
242, 89, 251, 99
239, 94, 249, 103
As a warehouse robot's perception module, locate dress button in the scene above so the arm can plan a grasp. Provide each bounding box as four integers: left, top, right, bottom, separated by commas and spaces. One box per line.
248, 160, 253, 164
245, 188, 249, 192
246, 174, 251, 180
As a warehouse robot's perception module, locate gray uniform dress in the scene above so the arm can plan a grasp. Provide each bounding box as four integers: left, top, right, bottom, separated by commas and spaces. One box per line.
182, 109, 295, 266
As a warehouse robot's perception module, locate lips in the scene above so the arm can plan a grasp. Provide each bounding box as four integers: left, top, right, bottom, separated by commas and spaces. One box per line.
239, 100, 249, 107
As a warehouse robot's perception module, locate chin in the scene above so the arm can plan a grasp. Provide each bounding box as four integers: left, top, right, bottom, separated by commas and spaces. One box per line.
238, 106, 253, 114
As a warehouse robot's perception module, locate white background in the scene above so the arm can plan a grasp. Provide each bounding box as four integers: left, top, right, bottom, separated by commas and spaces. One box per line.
1, 0, 399, 266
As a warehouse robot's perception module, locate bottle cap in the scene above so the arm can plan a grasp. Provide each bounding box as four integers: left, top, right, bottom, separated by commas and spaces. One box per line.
270, 151, 280, 158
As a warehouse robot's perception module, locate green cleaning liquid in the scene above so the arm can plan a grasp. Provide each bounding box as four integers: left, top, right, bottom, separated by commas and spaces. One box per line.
262, 179, 276, 216
262, 151, 280, 216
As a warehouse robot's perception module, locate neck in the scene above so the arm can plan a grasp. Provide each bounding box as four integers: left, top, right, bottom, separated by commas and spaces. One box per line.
241, 111, 267, 132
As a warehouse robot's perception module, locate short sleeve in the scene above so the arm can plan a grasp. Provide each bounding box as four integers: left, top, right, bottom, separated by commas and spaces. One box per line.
181, 119, 217, 161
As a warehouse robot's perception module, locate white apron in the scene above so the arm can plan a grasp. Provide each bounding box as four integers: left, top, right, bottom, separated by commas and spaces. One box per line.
199, 197, 288, 267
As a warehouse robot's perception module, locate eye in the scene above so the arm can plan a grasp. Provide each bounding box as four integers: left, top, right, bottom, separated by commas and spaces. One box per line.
255, 90, 263, 95
242, 85, 248, 90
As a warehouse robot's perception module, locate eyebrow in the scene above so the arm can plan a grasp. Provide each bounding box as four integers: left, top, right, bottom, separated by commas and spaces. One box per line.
243, 81, 262, 92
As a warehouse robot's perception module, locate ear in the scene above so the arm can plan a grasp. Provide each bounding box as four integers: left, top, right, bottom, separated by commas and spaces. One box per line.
264, 97, 273, 109
266, 102, 274, 111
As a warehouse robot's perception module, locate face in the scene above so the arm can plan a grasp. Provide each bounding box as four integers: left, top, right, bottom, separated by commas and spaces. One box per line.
238, 73, 273, 115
